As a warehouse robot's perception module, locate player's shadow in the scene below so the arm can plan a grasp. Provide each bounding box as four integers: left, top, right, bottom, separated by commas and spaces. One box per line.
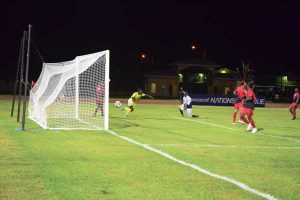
257, 128, 264, 131
197, 116, 208, 119
110, 116, 140, 129
16, 127, 47, 134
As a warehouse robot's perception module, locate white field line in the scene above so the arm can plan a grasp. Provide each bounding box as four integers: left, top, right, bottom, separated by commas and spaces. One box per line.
175, 117, 300, 143
150, 143, 300, 149
107, 130, 277, 200
175, 117, 241, 131
255, 133, 300, 143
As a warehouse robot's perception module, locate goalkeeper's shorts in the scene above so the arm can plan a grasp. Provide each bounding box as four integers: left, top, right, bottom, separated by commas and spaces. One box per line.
128, 98, 136, 108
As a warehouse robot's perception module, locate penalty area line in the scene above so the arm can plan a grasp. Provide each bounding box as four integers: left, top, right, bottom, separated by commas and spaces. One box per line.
256, 132, 300, 143
150, 143, 300, 150
175, 117, 300, 143
107, 130, 277, 200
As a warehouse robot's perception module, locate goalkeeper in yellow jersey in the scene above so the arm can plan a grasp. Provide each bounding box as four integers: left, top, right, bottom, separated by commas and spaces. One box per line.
121, 89, 153, 117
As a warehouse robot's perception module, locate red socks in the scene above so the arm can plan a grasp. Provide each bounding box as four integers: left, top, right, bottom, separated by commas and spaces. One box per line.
241, 116, 249, 124
291, 109, 297, 119
293, 110, 296, 119
249, 119, 256, 128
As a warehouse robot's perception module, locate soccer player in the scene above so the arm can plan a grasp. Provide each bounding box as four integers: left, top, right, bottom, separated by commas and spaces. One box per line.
232, 81, 246, 124
289, 88, 300, 120
240, 82, 257, 133
121, 89, 153, 117
179, 92, 199, 118
94, 82, 104, 116
178, 87, 185, 116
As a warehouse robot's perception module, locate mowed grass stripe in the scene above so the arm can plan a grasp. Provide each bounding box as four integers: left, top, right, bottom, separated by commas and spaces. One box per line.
1, 101, 299, 199
193, 106, 300, 139
0, 118, 53, 199
111, 103, 300, 199
111, 106, 299, 149
108, 129, 277, 200
1, 101, 265, 199
175, 116, 300, 143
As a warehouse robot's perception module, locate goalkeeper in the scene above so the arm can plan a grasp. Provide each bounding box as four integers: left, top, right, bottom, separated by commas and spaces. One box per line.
121, 89, 153, 117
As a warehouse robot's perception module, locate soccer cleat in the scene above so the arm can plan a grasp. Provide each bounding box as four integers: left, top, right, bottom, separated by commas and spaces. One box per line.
121, 106, 125, 111
292, 116, 296, 120
246, 124, 253, 131
251, 128, 257, 133
238, 120, 245, 124
232, 122, 237, 125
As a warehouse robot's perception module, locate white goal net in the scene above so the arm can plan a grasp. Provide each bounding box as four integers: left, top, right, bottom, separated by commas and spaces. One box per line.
28, 50, 110, 130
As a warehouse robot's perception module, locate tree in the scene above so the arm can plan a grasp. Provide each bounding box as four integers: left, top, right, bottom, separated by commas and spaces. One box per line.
241, 61, 254, 82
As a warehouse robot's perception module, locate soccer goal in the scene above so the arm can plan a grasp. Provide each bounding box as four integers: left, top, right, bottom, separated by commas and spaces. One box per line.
28, 50, 110, 130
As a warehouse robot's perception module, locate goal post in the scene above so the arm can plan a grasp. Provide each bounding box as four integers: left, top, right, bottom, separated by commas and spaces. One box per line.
28, 50, 110, 130
104, 50, 110, 130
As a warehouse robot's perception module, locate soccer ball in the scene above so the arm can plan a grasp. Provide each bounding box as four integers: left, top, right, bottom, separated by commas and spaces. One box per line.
114, 100, 122, 107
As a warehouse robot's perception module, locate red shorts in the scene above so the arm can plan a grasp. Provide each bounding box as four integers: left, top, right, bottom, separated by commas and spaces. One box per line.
234, 102, 243, 110
240, 107, 254, 117
289, 103, 298, 110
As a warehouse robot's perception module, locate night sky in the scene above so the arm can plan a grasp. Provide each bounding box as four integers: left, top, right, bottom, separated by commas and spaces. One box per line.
1, 0, 300, 83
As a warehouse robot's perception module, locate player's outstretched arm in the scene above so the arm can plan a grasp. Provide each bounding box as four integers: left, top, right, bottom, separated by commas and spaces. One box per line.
145, 94, 154, 99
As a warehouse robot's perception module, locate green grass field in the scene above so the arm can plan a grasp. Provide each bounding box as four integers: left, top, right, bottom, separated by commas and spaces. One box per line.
1, 99, 299, 199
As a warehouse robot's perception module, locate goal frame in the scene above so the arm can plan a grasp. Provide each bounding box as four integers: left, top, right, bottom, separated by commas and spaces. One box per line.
29, 50, 110, 131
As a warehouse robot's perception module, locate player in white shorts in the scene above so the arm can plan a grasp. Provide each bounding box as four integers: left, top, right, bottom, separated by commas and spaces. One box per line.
179, 92, 199, 118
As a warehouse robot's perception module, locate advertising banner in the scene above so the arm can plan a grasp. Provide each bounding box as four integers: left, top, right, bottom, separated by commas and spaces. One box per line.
190, 94, 265, 107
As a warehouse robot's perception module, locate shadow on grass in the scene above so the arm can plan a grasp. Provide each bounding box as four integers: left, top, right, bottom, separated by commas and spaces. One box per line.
100, 188, 112, 195
15, 127, 57, 134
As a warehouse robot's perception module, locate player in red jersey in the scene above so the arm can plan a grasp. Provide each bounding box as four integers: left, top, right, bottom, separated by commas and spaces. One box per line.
240, 82, 257, 133
94, 82, 105, 116
232, 81, 247, 124
289, 88, 300, 120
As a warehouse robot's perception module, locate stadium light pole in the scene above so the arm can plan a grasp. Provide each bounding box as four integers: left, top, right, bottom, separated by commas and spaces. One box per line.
190, 44, 198, 58
191, 44, 207, 60
140, 53, 154, 66
191, 44, 197, 51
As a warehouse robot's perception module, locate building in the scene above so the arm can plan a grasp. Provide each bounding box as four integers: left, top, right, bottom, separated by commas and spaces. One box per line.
144, 70, 178, 98
255, 72, 300, 101
144, 58, 239, 97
